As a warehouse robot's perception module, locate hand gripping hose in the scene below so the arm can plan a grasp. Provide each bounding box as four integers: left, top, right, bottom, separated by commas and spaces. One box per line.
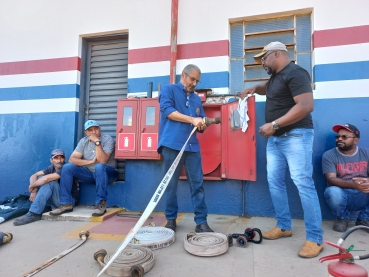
94, 246, 154, 277
96, 126, 197, 277
184, 232, 229, 257
129, 226, 175, 250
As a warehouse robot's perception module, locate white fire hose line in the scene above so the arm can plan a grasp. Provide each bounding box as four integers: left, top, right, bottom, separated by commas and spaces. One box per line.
129, 226, 175, 250
184, 232, 229, 257
94, 246, 154, 277
96, 126, 198, 277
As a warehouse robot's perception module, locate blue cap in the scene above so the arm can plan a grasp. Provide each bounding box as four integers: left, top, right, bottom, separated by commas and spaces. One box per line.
51, 149, 65, 158
84, 120, 99, 130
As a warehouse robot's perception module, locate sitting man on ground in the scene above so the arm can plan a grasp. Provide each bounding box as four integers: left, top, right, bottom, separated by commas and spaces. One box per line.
50, 120, 118, 217
14, 149, 79, 226
322, 123, 369, 232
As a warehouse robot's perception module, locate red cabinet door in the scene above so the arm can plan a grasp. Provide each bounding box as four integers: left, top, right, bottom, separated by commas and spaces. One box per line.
221, 97, 256, 181
115, 99, 139, 159
138, 98, 161, 160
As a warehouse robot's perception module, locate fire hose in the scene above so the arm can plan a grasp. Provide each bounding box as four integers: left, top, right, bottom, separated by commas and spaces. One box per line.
94, 246, 154, 277
184, 232, 229, 257
97, 117, 220, 277
129, 226, 175, 250
22, 231, 90, 277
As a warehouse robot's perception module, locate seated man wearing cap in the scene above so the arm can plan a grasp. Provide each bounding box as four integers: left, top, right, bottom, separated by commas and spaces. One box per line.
14, 149, 79, 226
322, 123, 369, 232
51, 120, 118, 217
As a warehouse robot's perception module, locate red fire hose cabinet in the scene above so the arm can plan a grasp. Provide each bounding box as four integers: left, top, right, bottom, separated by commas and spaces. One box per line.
115, 97, 256, 181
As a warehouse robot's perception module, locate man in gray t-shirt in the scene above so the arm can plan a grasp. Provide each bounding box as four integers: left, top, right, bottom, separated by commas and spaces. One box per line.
322, 123, 369, 232
50, 120, 118, 217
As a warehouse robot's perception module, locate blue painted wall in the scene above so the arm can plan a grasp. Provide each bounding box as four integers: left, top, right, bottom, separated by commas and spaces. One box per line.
0, 112, 78, 198
2, 98, 368, 221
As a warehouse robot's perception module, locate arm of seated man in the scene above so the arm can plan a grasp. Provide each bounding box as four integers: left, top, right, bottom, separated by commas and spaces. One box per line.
29, 172, 60, 192
69, 150, 96, 166
352, 177, 369, 193
325, 172, 369, 193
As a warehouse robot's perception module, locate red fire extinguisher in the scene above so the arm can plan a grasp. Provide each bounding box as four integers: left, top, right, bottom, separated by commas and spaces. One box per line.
319, 225, 369, 277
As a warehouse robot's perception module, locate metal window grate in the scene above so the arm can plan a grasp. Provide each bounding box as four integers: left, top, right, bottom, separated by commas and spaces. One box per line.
230, 14, 312, 93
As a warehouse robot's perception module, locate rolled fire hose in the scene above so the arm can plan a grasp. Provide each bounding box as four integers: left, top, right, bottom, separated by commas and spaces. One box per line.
184, 232, 229, 257
94, 246, 154, 277
129, 226, 175, 250
96, 126, 198, 277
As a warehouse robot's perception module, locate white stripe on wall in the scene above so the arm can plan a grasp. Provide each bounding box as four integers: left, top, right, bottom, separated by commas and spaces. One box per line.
176, 56, 228, 74
0, 98, 79, 114
253, 80, 369, 102
314, 79, 369, 99
128, 87, 229, 98
314, 43, 369, 65
128, 61, 170, 79
127, 56, 229, 79
0, 71, 80, 88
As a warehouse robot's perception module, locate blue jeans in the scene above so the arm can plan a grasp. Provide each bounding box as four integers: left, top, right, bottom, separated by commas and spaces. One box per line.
59, 163, 118, 205
29, 180, 60, 215
267, 128, 323, 244
162, 147, 208, 225
324, 186, 369, 220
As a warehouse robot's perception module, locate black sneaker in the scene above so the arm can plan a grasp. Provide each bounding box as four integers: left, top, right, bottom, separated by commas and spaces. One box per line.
13, 212, 41, 226
355, 219, 369, 233
333, 217, 349, 232
165, 219, 176, 232
195, 222, 214, 233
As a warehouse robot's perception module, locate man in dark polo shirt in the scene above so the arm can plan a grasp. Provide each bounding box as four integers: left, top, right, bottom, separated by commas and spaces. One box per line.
13, 149, 78, 226
239, 42, 323, 258
158, 64, 213, 233
50, 120, 118, 217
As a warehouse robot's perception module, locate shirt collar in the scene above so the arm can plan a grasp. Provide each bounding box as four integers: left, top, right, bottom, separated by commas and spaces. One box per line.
176, 82, 194, 95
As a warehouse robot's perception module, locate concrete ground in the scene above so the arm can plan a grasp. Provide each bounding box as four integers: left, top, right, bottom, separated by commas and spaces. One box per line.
0, 207, 368, 277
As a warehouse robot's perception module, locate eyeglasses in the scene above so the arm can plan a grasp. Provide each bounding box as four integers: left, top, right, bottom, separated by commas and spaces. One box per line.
185, 73, 201, 84
335, 134, 357, 140
186, 95, 190, 107
261, 51, 275, 62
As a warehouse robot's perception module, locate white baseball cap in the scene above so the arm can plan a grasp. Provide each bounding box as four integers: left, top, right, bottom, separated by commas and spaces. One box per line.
254, 41, 288, 64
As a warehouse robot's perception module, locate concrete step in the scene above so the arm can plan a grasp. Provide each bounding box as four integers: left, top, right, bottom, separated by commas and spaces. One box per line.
42, 206, 124, 222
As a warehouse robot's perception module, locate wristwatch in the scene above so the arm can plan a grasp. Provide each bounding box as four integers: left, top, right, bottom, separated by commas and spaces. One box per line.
272, 121, 280, 130
95, 141, 101, 146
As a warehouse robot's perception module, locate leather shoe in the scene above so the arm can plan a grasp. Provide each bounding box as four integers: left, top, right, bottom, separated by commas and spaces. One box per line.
262, 227, 292, 240
298, 240, 324, 258
195, 222, 214, 232
165, 219, 176, 232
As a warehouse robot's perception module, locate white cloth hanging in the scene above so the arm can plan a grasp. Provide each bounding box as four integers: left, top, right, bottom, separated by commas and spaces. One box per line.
237, 96, 249, 132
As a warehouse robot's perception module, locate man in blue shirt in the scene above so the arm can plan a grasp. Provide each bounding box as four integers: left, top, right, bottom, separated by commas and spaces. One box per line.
158, 64, 213, 233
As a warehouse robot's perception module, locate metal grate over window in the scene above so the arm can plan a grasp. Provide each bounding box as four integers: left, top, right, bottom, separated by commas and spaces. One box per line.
230, 14, 312, 93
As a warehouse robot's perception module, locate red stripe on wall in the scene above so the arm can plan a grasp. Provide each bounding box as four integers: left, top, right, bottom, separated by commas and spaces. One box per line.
128, 46, 171, 64
128, 40, 229, 64
0, 57, 81, 76
313, 25, 369, 48
177, 40, 229, 59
